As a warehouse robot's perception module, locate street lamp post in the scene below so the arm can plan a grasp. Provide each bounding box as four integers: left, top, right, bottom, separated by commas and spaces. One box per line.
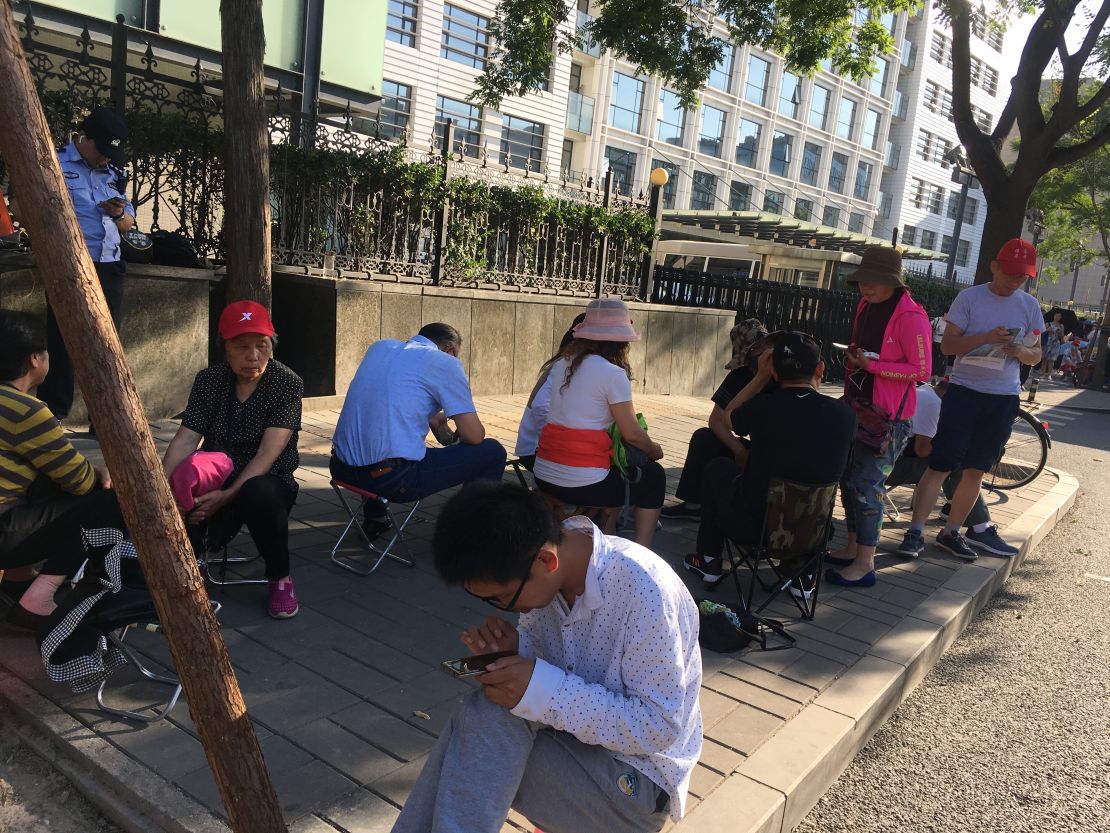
943, 147, 979, 288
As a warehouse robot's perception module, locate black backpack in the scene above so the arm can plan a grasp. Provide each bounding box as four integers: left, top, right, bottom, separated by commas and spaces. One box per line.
150, 230, 201, 267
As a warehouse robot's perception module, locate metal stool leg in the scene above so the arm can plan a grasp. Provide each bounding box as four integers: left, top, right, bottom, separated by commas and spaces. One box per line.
882, 489, 901, 523
96, 625, 182, 723
330, 484, 418, 576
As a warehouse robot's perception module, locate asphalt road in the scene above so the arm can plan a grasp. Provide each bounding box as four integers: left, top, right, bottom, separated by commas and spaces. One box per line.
797, 383, 1110, 833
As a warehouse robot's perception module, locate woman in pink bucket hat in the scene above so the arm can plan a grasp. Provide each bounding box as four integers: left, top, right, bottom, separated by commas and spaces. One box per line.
532, 299, 666, 546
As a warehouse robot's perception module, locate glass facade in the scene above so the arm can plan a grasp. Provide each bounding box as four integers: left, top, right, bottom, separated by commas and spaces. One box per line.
794, 198, 814, 221
854, 160, 873, 199
387, 0, 418, 47
690, 171, 718, 210
441, 4, 490, 69
769, 131, 792, 177
809, 85, 830, 130
828, 152, 848, 193
435, 95, 482, 157
744, 55, 770, 106
862, 109, 881, 150
709, 44, 733, 91
836, 97, 857, 140
605, 146, 637, 193
656, 89, 686, 145
800, 142, 822, 185
610, 72, 645, 133
729, 181, 751, 211
735, 119, 761, 167
500, 115, 545, 172
778, 72, 801, 119
699, 105, 726, 157
651, 159, 679, 208
763, 190, 785, 214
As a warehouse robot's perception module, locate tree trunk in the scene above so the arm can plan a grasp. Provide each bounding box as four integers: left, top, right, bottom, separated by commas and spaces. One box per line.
220, 0, 272, 306
0, 7, 287, 833
973, 179, 1037, 285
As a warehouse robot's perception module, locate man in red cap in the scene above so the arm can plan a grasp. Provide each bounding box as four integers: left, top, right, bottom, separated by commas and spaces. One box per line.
897, 238, 1042, 561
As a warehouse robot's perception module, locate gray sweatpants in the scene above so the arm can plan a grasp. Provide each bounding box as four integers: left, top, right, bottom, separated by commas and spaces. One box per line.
391, 689, 670, 833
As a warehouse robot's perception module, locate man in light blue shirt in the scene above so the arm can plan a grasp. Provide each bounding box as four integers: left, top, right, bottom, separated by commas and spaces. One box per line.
9, 107, 135, 420
330, 323, 507, 535
900, 239, 1043, 561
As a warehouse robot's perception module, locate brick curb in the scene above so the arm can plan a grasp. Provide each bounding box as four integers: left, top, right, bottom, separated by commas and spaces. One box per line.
672, 467, 1079, 833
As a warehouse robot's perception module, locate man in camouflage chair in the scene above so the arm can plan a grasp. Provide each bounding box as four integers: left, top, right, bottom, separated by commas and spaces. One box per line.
661, 319, 777, 520
683, 331, 856, 592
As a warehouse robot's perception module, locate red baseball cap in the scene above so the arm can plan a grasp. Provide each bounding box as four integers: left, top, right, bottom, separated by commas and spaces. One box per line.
995, 238, 1038, 277
218, 301, 275, 340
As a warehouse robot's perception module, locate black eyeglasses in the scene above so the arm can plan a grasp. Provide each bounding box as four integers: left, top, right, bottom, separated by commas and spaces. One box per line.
465, 556, 537, 612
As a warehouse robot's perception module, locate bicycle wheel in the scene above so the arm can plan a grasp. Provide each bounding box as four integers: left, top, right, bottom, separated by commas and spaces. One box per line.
987, 409, 1049, 490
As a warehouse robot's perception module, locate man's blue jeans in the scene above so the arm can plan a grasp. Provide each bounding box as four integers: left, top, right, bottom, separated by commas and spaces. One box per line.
330, 439, 508, 506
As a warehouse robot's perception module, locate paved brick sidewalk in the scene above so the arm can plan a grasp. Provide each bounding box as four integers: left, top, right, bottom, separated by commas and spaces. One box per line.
0, 393, 1074, 833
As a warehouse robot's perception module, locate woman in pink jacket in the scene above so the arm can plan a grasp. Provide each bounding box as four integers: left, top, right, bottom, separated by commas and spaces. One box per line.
827, 247, 932, 588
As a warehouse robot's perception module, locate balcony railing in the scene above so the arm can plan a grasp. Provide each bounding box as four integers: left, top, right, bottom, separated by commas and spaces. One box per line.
892, 90, 908, 120
566, 90, 595, 134
576, 11, 601, 58
884, 140, 901, 169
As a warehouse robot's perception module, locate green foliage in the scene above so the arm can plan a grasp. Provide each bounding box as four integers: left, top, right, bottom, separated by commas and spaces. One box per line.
473, 0, 916, 109
905, 276, 960, 318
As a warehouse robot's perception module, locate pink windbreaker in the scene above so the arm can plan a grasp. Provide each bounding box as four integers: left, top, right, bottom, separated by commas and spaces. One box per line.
847, 291, 933, 419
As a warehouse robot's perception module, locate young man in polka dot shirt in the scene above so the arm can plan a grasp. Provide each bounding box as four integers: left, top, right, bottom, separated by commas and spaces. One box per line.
390, 483, 703, 833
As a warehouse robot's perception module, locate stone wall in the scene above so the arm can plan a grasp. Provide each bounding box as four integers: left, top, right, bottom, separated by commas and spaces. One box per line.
0, 260, 736, 422
314, 274, 737, 401
0, 261, 214, 423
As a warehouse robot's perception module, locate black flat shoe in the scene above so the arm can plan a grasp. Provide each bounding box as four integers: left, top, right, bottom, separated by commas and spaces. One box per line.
824, 555, 854, 568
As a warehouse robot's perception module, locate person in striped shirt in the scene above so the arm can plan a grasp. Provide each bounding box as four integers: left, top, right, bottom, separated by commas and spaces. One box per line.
1, 310, 120, 632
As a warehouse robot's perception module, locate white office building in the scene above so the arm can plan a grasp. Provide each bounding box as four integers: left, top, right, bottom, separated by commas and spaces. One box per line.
378, 0, 903, 241
873, 4, 1009, 284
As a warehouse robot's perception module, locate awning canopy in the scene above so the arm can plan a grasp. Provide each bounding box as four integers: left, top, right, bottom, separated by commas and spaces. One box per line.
662, 209, 946, 261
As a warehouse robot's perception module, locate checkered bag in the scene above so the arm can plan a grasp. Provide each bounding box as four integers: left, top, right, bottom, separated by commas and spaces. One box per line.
38, 528, 157, 693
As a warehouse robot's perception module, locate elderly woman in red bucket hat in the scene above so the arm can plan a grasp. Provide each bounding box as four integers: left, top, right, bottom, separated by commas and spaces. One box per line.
161, 301, 305, 619
532, 298, 666, 546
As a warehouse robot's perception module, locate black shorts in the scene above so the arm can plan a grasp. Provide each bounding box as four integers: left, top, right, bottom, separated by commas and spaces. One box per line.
927, 384, 1019, 473
536, 462, 666, 510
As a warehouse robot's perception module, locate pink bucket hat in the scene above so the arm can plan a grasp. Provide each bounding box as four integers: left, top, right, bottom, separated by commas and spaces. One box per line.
572, 299, 640, 343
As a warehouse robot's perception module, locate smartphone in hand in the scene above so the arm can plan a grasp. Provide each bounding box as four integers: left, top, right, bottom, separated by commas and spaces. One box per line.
441, 650, 517, 678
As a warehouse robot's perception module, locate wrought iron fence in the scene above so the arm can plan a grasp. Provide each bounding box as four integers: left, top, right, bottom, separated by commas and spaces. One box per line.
651, 266, 962, 382
3, 1, 651, 296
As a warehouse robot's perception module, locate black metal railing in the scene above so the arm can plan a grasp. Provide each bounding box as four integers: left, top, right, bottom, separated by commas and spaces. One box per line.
3, 1, 651, 296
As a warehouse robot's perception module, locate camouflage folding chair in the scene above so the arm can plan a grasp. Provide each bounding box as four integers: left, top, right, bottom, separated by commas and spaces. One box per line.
724, 478, 838, 620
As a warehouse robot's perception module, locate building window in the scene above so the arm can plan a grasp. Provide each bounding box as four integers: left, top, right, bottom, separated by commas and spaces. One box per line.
604, 146, 637, 193
848, 211, 865, 233
822, 205, 842, 228
862, 109, 881, 150
854, 160, 873, 199
794, 198, 814, 221
374, 80, 412, 140
436, 95, 483, 157
769, 131, 793, 177
778, 72, 801, 119
744, 55, 770, 106
500, 115, 545, 172
931, 31, 953, 68
561, 139, 574, 178
956, 239, 971, 267
941, 234, 953, 256
690, 171, 717, 210
763, 190, 785, 215
441, 4, 490, 69
656, 89, 686, 145
651, 159, 679, 208
920, 229, 937, 250
836, 97, 857, 140
387, 0, 418, 47
912, 178, 944, 214
698, 104, 726, 157
880, 10, 895, 33
869, 58, 888, 96
902, 225, 917, 245
946, 191, 961, 219
735, 119, 761, 167
963, 197, 979, 225
610, 72, 645, 133
709, 44, 733, 91
809, 85, 831, 130
828, 152, 848, 194
729, 181, 751, 211
800, 141, 822, 185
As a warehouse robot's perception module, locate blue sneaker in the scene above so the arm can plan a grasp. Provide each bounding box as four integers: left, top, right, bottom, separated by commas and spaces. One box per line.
936, 530, 978, 561
895, 529, 925, 558
964, 526, 1019, 557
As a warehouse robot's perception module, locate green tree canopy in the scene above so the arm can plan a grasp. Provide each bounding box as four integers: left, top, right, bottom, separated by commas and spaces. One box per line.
473, 0, 917, 109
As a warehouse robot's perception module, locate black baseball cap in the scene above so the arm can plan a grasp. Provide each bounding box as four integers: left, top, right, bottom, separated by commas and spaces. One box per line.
771, 330, 823, 379
80, 107, 128, 165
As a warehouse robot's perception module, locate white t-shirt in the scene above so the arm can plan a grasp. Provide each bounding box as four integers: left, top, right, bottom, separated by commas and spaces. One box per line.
910, 383, 942, 439
515, 373, 554, 456
947, 283, 1043, 395
533, 355, 633, 487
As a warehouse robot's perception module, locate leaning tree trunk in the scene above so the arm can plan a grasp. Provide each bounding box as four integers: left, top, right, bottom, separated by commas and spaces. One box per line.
220, 0, 271, 306
0, 5, 287, 832
973, 179, 1037, 285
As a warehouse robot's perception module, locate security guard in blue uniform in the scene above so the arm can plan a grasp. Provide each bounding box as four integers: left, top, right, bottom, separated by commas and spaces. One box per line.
9, 107, 136, 420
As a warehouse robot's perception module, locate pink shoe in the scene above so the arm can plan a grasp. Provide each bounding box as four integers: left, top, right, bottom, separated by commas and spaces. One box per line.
267, 579, 299, 619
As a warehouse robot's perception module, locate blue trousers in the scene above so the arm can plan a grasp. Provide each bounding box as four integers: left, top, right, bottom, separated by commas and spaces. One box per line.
841, 420, 912, 547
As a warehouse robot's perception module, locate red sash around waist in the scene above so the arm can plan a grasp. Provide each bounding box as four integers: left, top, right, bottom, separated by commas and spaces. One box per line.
536, 423, 612, 469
